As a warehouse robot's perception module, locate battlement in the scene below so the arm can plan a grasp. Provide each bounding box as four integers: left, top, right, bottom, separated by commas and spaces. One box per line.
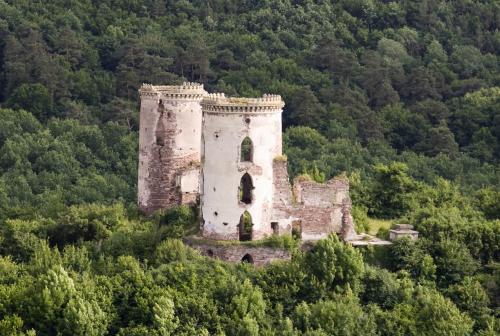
202, 93, 284, 114
139, 82, 205, 100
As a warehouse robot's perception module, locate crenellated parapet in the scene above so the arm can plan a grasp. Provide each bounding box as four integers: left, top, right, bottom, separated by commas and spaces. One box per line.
139, 82, 206, 100
202, 93, 284, 114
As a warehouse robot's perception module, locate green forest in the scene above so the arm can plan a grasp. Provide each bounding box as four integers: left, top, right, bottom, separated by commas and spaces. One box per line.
0, 0, 498, 335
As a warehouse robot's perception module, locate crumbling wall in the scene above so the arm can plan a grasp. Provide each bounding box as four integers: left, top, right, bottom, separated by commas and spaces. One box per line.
140, 103, 201, 213
292, 177, 349, 240
138, 83, 204, 214
271, 159, 355, 241
271, 159, 294, 234
186, 241, 291, 266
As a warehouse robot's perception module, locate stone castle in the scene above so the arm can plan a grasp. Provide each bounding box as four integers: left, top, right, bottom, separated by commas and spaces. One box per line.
138, 82, 358, 264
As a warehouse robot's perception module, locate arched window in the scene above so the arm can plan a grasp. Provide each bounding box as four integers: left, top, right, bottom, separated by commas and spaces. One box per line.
239, 211, 252, 241
241, 254, 254, 264
239, 173, 253, 204
240, 137, 253, 162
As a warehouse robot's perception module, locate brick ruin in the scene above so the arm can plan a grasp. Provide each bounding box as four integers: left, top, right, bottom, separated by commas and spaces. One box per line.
272, 159, 357, 241
138, 83, 360, 265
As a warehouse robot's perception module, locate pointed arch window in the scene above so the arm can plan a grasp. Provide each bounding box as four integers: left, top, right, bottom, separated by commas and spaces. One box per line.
240, 137, 253, 162
239, 173, 254, 204
239, 211, 253, 241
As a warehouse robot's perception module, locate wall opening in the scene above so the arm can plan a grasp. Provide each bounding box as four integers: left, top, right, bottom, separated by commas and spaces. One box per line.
241, 254, 254, 264
240, 137, 253, 162
156, 100, 166, 146
239, 173, 254, 204
292, 220, 302, 239
271, 222, 279, 235
239, 211, 253, 241
207, 249, 214, 257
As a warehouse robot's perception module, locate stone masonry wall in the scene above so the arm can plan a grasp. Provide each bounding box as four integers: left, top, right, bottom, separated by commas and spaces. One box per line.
292, 178, 351, 240
186, 241, 291, 266
271, 159, 294, 234
271, 159, 354, 241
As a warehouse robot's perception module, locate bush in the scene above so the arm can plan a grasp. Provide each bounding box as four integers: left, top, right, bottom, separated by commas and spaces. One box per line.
157, 206, 198, 238
154, 239, 199, 264
352, 205, 370, 233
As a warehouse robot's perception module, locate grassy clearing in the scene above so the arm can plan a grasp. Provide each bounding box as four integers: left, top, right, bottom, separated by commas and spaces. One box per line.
367, 218, 393, 235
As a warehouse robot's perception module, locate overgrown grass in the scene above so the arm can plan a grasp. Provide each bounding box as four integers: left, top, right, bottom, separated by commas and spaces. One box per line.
185, 234, 299, 251
367, 218, 392, 236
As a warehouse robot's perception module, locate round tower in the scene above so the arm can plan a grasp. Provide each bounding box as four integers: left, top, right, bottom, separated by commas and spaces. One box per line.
201, 93, 285, 240
138, 83, 205, 214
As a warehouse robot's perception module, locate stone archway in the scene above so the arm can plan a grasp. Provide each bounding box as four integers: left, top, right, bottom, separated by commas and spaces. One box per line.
239, 211, 253, 241
241, 253, 254, 264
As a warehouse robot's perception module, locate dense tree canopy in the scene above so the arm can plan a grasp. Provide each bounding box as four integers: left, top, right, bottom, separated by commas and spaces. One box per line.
0, 0, 498, 335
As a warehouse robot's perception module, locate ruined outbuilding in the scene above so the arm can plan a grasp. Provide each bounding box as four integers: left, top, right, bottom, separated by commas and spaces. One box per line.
138, 83, 362, 265
389, 224, 419, 241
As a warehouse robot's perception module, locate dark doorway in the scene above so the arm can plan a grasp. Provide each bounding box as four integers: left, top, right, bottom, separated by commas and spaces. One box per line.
241, 254, 254, 264
239, 211, 253, 241
240, 137, 253, 162
239, 173, 254, 204
271, 222, 279, 235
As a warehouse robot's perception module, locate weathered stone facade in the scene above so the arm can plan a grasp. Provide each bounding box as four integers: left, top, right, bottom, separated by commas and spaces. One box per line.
185, 240, 291, 266
271, 160, 357, 241
138, 83, 204, 214
201, 93, 284, 241
389, 224, 419, 241
138, 82, 360, 264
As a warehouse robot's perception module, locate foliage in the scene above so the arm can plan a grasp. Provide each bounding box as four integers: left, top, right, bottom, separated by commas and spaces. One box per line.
369, 162, 417, 219
0, 199, 497, 335
304, 234, 365, 298
0, 1, 498, 335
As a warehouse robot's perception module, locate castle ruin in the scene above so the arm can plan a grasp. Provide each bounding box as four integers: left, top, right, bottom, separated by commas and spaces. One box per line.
138, 83, 359, 265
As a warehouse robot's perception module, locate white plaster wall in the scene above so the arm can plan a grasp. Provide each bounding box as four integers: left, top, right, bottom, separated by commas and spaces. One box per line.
180, 168, 199, 193
162, 98, 203, 159
202, 111, 282, 240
